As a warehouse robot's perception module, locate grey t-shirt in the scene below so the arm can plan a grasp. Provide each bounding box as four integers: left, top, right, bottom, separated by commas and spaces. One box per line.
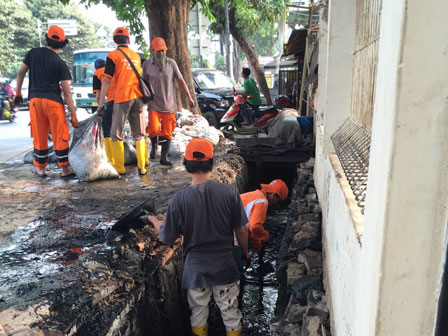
141, 57, 182, 113
159, 180, 248, 289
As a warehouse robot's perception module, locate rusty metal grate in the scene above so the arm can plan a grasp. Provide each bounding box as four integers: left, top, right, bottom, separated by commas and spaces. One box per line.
331, 118, 371, 214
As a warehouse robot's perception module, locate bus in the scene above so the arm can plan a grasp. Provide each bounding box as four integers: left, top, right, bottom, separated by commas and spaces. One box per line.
72, 48, 113, 112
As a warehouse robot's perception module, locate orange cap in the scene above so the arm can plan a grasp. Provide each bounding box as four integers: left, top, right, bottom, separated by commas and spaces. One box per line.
113, 27, 130, 37
47, 25, 65, 42
152, 37, 167, 52
185, 138, 214, 161
261, 179, 288, 200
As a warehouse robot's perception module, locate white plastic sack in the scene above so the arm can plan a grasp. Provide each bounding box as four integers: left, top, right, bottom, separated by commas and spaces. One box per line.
199, 126, 220, 145
68, 115, 119, 182
177, 109, 193, 127
180, 125, 203, 138
168, 140, 187, 157
268, 112, 302, 145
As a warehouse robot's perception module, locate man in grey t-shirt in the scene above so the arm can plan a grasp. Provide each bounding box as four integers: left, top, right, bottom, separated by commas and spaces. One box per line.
142, 37, 194, 166
147, 138, 249, 336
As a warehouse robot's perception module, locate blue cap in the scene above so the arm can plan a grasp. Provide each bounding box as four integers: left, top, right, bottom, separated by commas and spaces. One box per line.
94, 59, 106, 69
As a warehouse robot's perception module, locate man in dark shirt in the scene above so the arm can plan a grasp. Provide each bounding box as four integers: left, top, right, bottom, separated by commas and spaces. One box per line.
147, 138, 249, 336
92, 59, 115, 166
15, 25, 79, 178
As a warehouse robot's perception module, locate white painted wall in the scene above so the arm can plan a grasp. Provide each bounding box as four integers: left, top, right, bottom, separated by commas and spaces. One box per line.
358, 0, 448, 334
314, 0, 359, 334
315, 0, 448, 335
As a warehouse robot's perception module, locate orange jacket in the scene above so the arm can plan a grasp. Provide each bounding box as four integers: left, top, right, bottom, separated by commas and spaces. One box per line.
104, 47, 142, 104
92, 67, 115, 102
240, 189, 269, 252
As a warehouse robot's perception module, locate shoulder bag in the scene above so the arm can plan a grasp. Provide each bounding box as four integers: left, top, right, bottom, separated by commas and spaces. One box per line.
117, 47, 154, 103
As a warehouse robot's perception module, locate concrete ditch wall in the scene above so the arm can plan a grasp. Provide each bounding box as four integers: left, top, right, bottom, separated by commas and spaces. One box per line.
271, 160, 331, 336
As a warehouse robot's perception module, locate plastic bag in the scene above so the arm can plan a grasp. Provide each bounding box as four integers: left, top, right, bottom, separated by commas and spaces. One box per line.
199, 126, 221, 145
68, 115, 119, 182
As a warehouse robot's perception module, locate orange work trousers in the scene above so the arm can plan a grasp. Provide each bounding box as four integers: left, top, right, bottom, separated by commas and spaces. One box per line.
29, 98, 70, 168
146, 110, 176, 140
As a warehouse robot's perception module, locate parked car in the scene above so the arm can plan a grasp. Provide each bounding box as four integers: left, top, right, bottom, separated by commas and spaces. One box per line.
193, 68, 241, 127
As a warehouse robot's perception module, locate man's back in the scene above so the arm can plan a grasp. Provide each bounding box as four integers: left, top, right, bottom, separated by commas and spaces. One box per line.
104, 47, 142, 104
24, 47, 71, 104
160, 180, 247, 288
243, 77, 262, 106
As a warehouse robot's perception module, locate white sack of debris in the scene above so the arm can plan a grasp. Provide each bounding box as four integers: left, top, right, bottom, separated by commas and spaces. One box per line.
69, 115, 120, 182
167, 109, 224, 157
268, 109, 302, 145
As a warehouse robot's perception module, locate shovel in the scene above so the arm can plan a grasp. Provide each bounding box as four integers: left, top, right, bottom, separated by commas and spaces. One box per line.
112, 199, 156, 233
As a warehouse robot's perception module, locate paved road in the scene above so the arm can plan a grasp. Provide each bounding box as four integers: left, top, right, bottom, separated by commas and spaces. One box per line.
0, 109, 92, 164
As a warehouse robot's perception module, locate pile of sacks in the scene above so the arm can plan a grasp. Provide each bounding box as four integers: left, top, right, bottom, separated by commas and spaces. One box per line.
168, 109, 224, 156
23, 110, 224, 182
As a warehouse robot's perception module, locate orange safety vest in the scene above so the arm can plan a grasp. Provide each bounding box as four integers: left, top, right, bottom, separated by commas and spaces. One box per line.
240, 189, 270, 252
104, 47, 142, 104
92, 67, 115, 102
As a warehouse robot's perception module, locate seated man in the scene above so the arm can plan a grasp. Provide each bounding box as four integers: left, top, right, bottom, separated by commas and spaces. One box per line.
0, 81, 12, 112
240, 67, 261, 125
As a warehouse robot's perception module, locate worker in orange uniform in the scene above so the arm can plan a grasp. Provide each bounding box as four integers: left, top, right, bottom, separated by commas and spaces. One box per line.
97, 27, 148, 175
240, 179, 288, 264
142, 37, 195, 166
92, 58, 115, 165
14, 25, 79, 178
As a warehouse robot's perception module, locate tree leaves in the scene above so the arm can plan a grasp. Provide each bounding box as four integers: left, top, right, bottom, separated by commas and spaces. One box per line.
0, 0, 100, 78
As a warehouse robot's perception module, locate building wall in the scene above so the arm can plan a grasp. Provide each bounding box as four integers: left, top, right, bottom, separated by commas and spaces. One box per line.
316, 0, 448, 335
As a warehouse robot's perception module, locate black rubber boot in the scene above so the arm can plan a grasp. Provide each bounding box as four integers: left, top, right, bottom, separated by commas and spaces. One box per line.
159, 138, 172, 166
149, 136, 158, 159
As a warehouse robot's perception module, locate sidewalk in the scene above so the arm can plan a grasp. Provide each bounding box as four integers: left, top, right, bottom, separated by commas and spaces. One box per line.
0, 137, 33, 164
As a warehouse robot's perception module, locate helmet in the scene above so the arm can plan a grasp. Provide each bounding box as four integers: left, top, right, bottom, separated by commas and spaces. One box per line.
94, 59, 106, 69
3, 109, 10, 119
274, 95, 289, 108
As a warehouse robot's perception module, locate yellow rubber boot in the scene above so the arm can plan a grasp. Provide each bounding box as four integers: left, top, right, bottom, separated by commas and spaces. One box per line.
191, 325, 208, 336
143, 136, 150, 165
103, 137, 115, 166
111, 141, 126, 175
226, 330, 242, 336
135, 139, 147, 175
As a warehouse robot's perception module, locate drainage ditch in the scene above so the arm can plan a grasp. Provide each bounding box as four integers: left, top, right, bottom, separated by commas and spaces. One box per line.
0, 155, 330, 336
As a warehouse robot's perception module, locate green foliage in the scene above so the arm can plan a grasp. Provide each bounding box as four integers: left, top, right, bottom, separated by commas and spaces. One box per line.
0, 0, 100, 78
77, 0, 149, 54
206, 0, 287, 36
250, 20, 279, 56
214, 51, 226, 72
190, 55, 210, 68
0, 0, 37, 77
25, 0, 101, 67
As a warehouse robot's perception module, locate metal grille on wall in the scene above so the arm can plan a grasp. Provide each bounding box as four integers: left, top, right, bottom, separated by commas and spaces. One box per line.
331, 118, 371, 214
351, 0, 382, 131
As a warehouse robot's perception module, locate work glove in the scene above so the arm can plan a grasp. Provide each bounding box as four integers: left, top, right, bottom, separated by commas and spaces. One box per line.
97, 106, 105, 116
70, 114, 80, 128
13, 95, 23, 106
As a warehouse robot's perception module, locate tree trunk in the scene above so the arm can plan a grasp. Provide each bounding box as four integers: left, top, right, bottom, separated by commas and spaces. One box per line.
275, 7, 286, 75
229, 9, 272, 105
145, 0, 200, 114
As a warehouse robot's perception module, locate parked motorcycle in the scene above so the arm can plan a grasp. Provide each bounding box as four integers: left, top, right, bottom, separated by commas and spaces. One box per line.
0, 94, 16, 122
220, 92, 289, 136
